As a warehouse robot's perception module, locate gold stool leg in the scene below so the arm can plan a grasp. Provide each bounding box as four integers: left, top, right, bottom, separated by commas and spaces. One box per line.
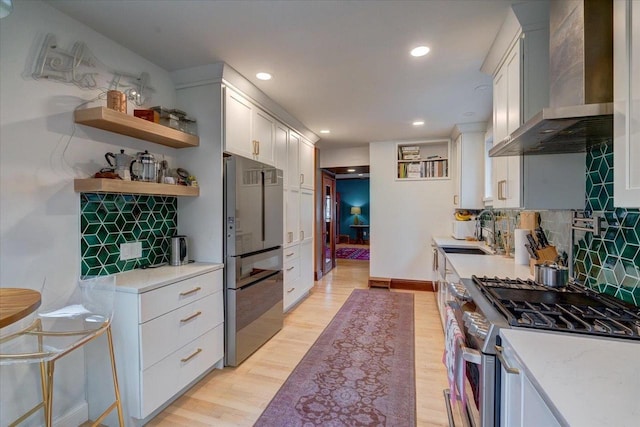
90, 325, 124, 427
107, 326, 124, 427
45, 360, 55, 427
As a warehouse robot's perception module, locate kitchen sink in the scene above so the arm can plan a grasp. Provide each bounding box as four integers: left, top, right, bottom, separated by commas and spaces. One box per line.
442, 247, 489, 255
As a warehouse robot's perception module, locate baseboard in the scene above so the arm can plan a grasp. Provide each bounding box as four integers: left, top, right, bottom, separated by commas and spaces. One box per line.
368, 277, 434, 292
56, 401, 89, 427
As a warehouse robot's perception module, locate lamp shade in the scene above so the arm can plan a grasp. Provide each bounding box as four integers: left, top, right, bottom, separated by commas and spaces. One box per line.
0, 0, 13, 18
350, 207, 361, 215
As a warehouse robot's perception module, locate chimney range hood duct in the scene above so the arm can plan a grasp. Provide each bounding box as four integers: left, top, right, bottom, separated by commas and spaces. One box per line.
490, 0, 613, 157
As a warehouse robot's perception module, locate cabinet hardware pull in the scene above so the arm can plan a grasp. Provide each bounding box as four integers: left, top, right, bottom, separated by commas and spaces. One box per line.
286, 266, 295, 271
256, 140, 260, 155
179, 287, 201, 297
495, 345, 520, 375
300, 173, 304, 184
180, 311, 202, 323
180, 348, 202, 363
433, 248, 438, 271
300, 230, 304, 240
461, 345, 482, 365
286, 252, 295, 257
288, 231, 293, 243
453, 195, 458, 205
498, 180, 508, 200
287, 287, 295, 293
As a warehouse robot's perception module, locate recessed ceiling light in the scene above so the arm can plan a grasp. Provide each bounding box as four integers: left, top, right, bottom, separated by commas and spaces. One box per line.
347, 168, 356, 173
256, 72, 272, 80
320, 129, 331, 134
410, 46, 430, 57
413, 121, 425, 126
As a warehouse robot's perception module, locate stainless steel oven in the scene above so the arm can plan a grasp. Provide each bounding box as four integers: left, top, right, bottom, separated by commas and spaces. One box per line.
443, 279, 511, 427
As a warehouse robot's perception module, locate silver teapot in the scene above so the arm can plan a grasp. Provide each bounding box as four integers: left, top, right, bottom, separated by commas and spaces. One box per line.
130, 150, 157, 182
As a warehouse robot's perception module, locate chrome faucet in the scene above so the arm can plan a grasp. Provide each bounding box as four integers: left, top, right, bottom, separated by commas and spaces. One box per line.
476, 209, 497, 251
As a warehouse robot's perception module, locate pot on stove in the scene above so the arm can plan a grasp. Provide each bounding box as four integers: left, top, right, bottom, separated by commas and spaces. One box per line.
534, 261, 569, 288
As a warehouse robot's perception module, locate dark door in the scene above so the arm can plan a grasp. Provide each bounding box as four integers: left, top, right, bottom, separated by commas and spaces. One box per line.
321, 172, 336, 275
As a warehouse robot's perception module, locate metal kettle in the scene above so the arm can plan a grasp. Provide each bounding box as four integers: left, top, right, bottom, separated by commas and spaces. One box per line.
170, 235, 189, 266
129, 150, 157, 182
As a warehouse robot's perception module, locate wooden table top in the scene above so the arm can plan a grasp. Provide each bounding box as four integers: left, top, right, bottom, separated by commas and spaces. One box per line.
0, 288, 42, 328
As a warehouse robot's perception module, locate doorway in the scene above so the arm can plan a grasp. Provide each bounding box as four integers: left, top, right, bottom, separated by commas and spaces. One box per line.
321, 171, 336, 276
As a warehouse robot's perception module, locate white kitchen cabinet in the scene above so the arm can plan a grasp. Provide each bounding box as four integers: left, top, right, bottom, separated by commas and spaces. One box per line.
252, 107, 275, 165
299, 136, 315, 190
299, 239, 314, 292
224, 87, 275, 165
492, 41, 522, 209
87, 268, 224, 426
285, 188, 300, 246
274, 122, 288, 183
452, 125, 485, 209
300, 189, 314, 243
224, 88, 253, 160
287, 130, 301, 189
497, 335, 561, 427
614, 0, 640, 207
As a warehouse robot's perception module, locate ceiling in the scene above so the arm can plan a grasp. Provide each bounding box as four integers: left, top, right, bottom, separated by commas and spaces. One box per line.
46, 0, 517, 149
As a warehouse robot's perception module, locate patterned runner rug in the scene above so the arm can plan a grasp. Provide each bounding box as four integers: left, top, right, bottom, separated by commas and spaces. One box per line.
336, 247, 370, 260
254, 289, 415, 426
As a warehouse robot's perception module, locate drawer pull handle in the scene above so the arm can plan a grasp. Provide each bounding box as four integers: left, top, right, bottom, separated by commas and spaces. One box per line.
287, 287, 295, 293
180, 348, 202, 363
495, 345, 520, 375
180, 311, 202, 323
179, 287, 201, 297
286, 266, 295, 271
286, 252, 295, 257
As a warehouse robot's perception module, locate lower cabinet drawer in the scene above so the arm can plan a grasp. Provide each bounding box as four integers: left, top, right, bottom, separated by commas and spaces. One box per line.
140, 324, 224, 418
284, 257, 300, 282
140, 291, 223, 370
284, 277, 305, 311
140, 270, 223, 323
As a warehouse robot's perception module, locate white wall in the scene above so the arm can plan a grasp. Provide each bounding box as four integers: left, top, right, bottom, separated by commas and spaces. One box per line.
370, 141, 453, 281
0, 1, 177, 425
319, 145, 369, 168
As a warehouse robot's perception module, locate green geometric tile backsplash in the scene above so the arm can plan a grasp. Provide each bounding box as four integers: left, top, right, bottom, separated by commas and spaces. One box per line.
80, 193, 177, 276
573, 142, 640, 306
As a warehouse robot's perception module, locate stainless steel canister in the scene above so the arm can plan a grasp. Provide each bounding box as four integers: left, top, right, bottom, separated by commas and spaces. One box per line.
170, 235, 188, 266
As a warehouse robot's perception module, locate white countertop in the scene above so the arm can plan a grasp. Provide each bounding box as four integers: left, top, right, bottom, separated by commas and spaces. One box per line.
433, 236, 532, 280
115, 262, 224, 293
500, 329, 640, 427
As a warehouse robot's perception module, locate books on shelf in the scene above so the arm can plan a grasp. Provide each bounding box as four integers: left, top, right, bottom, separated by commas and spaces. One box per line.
397, 158, 448, 179
399, 145, 421, 160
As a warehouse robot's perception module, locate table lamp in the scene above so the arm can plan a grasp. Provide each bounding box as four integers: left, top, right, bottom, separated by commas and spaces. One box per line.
350, 206, 361, 225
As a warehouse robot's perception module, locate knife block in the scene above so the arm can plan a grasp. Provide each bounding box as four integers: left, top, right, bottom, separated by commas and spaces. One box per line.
530, 245, 558, 275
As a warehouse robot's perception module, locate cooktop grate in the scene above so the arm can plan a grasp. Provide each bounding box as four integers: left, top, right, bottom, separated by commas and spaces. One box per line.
472, 275, 640, 340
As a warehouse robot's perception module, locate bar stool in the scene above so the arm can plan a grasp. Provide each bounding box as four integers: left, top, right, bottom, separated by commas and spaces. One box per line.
0, 275, 124, 426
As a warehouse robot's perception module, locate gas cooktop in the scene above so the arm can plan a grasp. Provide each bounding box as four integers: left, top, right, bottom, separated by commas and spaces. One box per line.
472, 276, 640, 340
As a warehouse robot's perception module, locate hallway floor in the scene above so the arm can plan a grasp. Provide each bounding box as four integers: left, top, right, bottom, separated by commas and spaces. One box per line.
148, 259, 450, 426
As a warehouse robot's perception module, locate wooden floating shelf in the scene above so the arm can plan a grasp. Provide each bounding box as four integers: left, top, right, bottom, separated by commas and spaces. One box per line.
74, 107, 199, 149
74, 179, 199, 197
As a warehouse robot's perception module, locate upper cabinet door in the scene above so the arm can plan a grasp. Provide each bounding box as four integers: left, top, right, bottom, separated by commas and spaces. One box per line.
274, 122, 288, 183
252, 107, 275, 166
224, 88, 253, 159
614, 0, 640, 208
287, 130, 301, 189
299, 138, 315, 190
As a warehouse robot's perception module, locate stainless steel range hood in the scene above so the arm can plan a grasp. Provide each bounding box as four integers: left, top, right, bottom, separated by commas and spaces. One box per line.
490, 0, 613, 157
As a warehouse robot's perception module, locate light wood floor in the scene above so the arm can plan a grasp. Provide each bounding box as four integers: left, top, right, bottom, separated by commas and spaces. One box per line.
148, 259, 450, 426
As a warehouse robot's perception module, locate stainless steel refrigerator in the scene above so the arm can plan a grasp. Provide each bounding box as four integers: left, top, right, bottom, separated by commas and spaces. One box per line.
223, 155, 284, 366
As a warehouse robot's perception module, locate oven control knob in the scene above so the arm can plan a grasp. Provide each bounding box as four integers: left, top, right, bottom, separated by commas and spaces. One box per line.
475, 325, 489, 340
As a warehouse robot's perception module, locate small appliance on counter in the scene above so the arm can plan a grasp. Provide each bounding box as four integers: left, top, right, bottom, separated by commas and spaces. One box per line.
451, 220, 476, 240
169, 235, 189, 266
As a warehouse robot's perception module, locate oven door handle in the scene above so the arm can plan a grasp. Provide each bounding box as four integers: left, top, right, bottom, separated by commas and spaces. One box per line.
495, 345, 520, 375
460, 344, 482, 365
